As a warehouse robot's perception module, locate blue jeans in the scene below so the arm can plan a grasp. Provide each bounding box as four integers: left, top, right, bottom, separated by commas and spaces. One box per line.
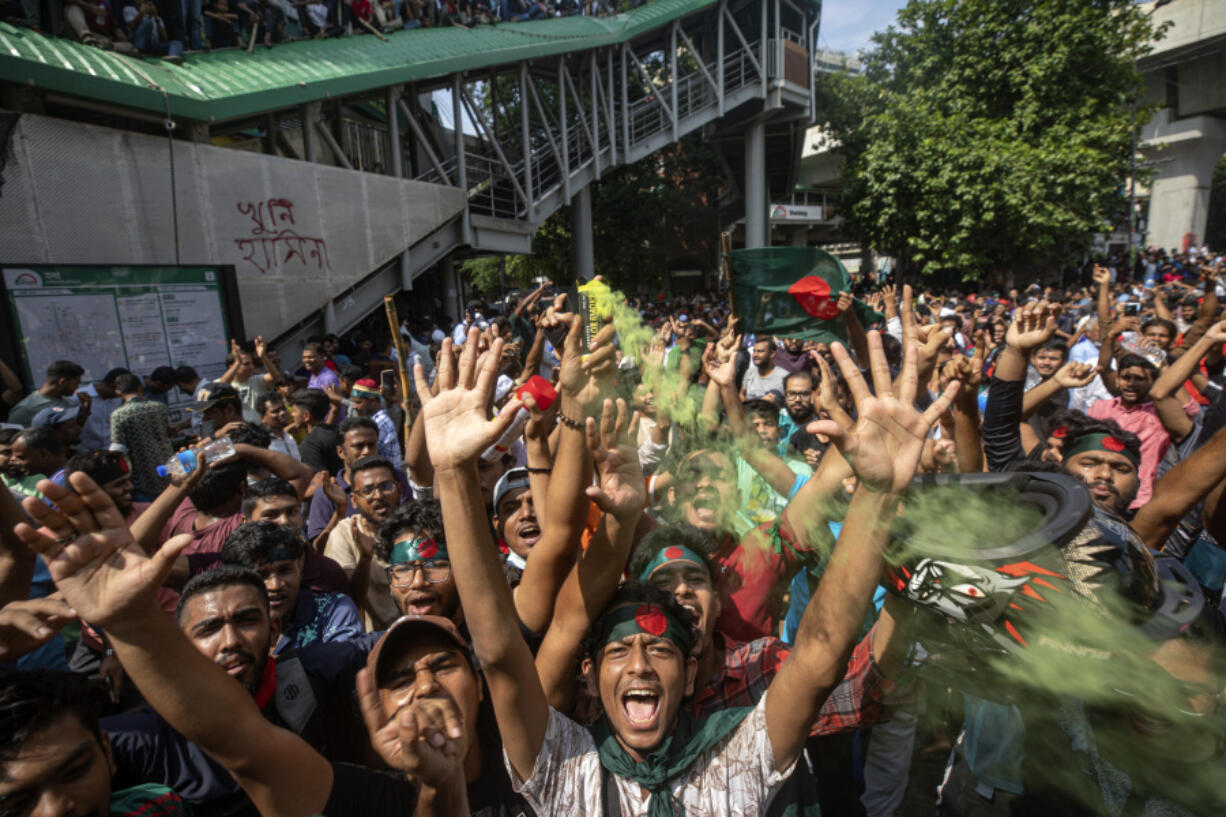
130, 16, 185, 55
180, 0, 202, 48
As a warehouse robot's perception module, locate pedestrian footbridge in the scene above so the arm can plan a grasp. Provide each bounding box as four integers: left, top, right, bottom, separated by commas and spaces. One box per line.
0, 0, 819, 348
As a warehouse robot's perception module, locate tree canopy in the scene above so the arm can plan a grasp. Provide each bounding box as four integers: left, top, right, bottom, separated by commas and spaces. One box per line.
819, 0, 1165, 280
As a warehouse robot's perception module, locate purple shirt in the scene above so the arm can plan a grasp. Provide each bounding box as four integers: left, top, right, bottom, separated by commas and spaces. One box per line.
308, 368, 341, 391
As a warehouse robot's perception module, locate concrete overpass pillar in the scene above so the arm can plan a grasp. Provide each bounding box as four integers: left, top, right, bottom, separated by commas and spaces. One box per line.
572, 186, 595, 281
745, 120, 768, 248
1143, 114, 1226, 251
441, 256, 463, 324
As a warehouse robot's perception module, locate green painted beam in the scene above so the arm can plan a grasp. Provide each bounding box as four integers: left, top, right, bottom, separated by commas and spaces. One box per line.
0, 0, 812, 122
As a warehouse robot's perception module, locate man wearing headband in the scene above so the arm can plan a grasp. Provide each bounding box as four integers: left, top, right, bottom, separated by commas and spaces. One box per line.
221, 520, 362, 654
1060, 421, 1142, 516
415, 323, 957, 816
374, 500, 461, 624
348, 378, 401, 465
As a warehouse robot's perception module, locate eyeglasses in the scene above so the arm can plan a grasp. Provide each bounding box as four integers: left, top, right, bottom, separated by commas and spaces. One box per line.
388, 561, 451, 586
785, 390, 812, 399
350, 480, 398, 499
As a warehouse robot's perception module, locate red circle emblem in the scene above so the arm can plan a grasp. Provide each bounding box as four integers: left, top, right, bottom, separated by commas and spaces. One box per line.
1051, 426, 1068, 439
1102, 436, 1125, 452
635, 604, 668, 636
417, 539, 439, 559
664, 546, 685, 560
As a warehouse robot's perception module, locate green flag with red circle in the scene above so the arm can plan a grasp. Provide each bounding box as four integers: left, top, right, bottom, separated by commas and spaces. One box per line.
728, 247, 883, 344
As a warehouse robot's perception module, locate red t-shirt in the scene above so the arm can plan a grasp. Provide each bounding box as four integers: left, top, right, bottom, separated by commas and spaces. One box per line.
162, 497, 244, 557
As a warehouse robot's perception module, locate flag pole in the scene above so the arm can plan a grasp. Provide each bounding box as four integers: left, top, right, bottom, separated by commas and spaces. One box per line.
720, 231, 737, 320
383, 295, 414, 446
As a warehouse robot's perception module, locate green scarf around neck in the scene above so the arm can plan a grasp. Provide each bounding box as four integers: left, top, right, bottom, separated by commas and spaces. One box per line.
589, 706, 751, 817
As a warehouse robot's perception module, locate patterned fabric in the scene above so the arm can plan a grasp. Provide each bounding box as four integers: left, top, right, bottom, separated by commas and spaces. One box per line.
110, 397, 173, 497
276, 589, 364, 654
508, 694, 796, 817
109, 783, 189, 817
371, 409, 402, 465
690, 629, 890, 736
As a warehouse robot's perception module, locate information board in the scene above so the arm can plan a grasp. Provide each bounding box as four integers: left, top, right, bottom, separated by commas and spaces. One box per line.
2, 266, 242, 422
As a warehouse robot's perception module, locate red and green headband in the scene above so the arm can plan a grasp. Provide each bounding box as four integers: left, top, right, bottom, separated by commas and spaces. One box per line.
1064, 432, 1140, 467
638, 545, 707, 582
390, 536, 448, 564
591, 602, 694, 655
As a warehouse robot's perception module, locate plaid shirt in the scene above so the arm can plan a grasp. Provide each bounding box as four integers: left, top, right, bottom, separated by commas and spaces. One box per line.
689, 626, 890, 735
372, 409, 402, 465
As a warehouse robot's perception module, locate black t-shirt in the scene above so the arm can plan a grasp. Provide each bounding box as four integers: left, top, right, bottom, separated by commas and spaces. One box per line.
321, 762, 417, 817
105, 635, 380, 817
299, 424, 342, 475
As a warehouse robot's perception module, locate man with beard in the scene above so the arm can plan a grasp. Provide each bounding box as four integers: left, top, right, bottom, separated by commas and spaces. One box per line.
102, 566, 384, 817
16, 484, 434, 817
414, 325, 958, 815
324, 455, 404, 631
774, 336, 811, 373
221, 521, 362, 653
1089, 350, 1174, 508
778, 370, 824, 459
742, 337, 788, 401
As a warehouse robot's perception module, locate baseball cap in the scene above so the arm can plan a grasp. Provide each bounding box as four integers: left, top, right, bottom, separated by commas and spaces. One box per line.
187, 383, 243, 413
31, 405, 81, 427
352, 378, 381, 399
492, 467, 530, 513
367, 615, 472, 686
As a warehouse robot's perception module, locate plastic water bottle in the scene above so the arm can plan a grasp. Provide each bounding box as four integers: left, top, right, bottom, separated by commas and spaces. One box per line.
156, 436, 237, 479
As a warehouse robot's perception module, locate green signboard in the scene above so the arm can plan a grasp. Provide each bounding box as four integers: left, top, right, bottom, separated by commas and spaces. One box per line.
2, 266, 242, 420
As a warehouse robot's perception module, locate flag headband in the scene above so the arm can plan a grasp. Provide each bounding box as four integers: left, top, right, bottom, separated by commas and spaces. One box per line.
352, 385, 381, 399
1063, 433, 1140, 467
390, 535, 448, 564
638, 545, 708, 582
590, 602, 693, 655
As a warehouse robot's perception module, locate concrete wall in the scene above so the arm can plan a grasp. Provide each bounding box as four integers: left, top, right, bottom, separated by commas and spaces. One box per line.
0, 111, 466, 341
1136, 0, 1226, 251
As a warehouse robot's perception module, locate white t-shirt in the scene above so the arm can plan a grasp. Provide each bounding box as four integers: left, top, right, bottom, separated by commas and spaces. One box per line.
233, 375, 270, 424
507, 693, 795, 817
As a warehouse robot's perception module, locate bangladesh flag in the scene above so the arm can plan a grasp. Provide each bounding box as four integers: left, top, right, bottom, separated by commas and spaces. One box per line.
729, 247, 883, 345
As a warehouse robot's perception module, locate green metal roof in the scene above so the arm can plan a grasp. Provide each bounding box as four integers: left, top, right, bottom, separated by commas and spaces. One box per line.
0, 0, 811, 121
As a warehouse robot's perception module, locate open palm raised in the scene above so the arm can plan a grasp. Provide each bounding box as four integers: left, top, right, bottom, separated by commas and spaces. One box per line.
414, 327, 524, 472
807, 332, 960, 494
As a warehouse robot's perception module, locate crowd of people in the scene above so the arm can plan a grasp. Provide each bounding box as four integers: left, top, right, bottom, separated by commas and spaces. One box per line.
1, 251, 1226, 817
2, 0, 642, 63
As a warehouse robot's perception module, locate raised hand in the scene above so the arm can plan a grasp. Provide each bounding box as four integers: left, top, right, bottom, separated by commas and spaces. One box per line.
808, 332, 960, 494
702, 334, 740, 389
14, 474, 193, 628
0, 597, 77, 661
1092, 265, 1111, 288
1005, 301, 1060, 353
1053, 361, 1099, 389
522, 391, 559, 442
556, 314, 617, 414
584, 398, 646, 522
356, 667, 465, 786
413, 328, 522, 473
253, 335, 267, 359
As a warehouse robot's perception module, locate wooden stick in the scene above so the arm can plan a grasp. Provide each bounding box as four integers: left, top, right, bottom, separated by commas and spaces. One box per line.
358, 16, 388, 40
383, 295, 415, 440
720, 230, 737, 320
247, 19, 258, 52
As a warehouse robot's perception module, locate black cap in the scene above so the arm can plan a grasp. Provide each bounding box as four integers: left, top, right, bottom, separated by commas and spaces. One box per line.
187, 382, 243, 413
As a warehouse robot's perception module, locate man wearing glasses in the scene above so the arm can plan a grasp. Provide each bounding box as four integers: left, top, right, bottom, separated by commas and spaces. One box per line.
374, 499, 461, 624
324, 455, 405, 631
